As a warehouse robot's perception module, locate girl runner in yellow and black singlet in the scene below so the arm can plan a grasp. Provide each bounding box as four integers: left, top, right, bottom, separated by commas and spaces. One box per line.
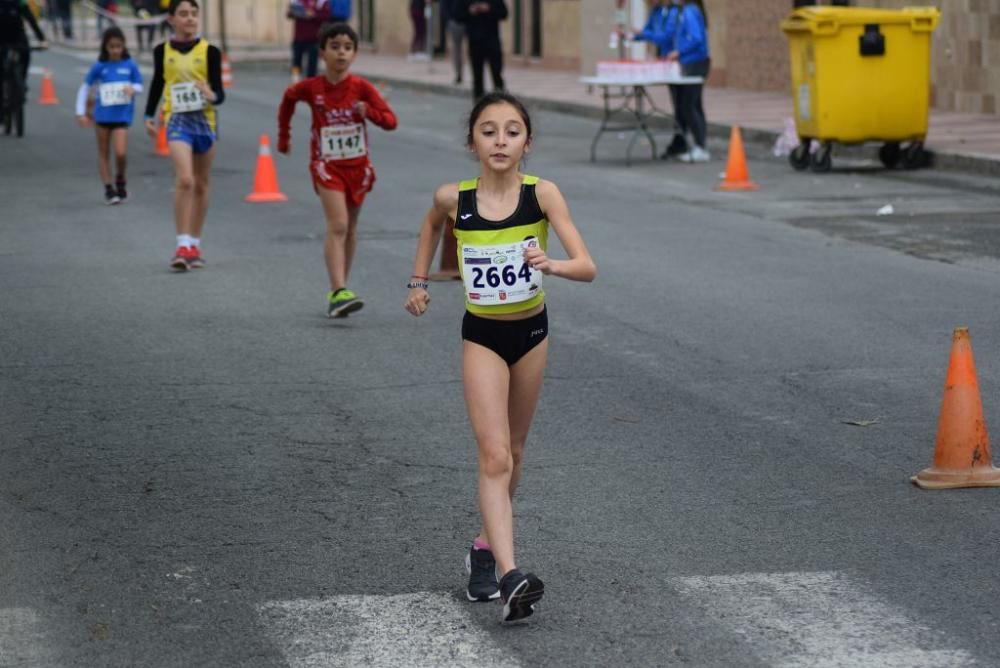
405, 92, 596, 623
144, 0, 224, 272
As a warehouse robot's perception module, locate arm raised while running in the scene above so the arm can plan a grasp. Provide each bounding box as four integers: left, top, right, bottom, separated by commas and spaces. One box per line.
355, 79, 398, 131
276, 81, 308, 154
404, 183, 460, 317
525, 179, 597, 282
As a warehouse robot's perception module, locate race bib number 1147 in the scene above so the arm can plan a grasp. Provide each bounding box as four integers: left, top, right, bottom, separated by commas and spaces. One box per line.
320, 123, 367, 160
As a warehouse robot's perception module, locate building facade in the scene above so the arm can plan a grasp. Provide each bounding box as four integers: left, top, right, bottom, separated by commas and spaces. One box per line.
206, 0, 998, 116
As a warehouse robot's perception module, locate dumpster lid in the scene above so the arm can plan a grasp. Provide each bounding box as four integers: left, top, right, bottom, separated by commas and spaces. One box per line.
781, 6, 940, 35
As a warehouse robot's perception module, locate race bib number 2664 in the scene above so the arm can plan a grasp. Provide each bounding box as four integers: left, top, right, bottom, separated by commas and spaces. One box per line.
462, 239, 543, 307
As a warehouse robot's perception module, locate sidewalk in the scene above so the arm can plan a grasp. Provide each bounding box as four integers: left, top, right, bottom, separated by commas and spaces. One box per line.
344, 52, 1000, 176
49, 18, 999, 175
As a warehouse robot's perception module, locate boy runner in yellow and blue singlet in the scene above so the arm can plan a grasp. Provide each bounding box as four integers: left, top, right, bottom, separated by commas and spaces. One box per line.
144, 0, 224, 272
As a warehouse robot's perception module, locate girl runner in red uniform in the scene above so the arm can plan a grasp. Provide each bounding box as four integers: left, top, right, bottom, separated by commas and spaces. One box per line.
277, 22, 398, 318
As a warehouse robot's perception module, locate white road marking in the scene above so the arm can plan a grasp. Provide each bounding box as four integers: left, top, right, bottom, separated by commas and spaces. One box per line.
258, 593, 520, 668
0, 607, 58, 666
670, 571, 975, 668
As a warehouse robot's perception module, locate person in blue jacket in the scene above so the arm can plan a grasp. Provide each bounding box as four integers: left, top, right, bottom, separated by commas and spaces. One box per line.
75, 26, 144, 205
632, 0, 669, 56
633, 0, 689, 158
667, 0, 710, 163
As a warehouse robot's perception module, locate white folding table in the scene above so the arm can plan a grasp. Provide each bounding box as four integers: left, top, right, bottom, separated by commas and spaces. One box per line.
580, 74, 704, 165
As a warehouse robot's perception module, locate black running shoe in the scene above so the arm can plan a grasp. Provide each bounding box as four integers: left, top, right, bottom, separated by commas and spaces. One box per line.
499, 568, 544, 623
104, 184, 121, 205
660, 133, 689, 160
465, 546, 500, 602
116, 180, 128, 203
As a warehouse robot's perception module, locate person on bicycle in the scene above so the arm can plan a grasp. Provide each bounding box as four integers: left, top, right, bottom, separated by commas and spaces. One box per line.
0, 0, 47, 112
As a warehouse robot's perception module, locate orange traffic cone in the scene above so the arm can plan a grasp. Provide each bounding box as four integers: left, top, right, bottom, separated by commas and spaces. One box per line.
245, 134, 287, 203
912, 328, 1000, 489
222, 54, 233, 88
38, 68, 59, 105
716, 126, 757, 192
155, 121, 170, 156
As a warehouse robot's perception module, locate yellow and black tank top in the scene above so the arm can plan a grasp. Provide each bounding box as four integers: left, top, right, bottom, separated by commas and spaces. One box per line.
162, 38, 216, 132
454, 175, 549, 315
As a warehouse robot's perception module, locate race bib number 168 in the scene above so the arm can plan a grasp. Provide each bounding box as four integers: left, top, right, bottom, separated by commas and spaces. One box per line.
170, 82, 205, 113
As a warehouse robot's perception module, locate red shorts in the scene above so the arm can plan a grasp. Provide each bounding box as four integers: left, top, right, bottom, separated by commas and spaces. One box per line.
310, 160, 376, 209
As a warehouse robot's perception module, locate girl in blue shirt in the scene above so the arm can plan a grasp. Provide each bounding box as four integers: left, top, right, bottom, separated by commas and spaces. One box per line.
667, 0, 710, 162
632, 0, 690, 158
632, 0, 673, 57
75, 26, 144, 204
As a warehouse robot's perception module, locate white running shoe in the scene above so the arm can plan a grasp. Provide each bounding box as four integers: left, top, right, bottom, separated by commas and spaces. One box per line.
679, 146, 711, 163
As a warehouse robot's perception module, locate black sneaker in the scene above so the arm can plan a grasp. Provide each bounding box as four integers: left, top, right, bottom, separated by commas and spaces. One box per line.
116, 180, 128, 203
499, 568, 544, 623
465, 546, 500, 602
660, 134, 689, 160
104, 184, 121, 205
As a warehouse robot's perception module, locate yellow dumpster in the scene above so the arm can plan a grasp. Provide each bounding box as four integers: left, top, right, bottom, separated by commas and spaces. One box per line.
781, 6, 940, 171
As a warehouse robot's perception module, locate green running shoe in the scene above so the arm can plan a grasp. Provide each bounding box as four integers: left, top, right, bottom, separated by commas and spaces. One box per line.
328, 289, 364, 318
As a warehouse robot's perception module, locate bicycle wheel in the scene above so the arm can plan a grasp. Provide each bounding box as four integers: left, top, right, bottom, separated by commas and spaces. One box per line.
1, 62, 11, 135
14, 102, 23, 137
9, 69, 25, 137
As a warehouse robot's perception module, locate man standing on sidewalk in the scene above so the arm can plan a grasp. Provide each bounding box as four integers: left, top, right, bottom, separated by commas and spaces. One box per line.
453, 0, 507, 101
441, 0, 465, 85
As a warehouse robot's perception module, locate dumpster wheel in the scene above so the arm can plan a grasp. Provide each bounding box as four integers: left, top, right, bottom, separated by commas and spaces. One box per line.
879, 142, 902, 169
811, 143, 833, 172
789, 139, 811, 171
900, 142, 928, 169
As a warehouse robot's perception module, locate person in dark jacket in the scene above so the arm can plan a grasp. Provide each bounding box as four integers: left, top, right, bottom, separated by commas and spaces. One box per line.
287, 0, 330, 78
441, 0, 465, 84
0, 0, 47, 112
408, 0, 427, 60
452, 0, 507, 101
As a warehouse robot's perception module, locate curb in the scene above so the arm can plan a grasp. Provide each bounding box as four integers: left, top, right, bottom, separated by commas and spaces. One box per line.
49, 40, 1000, 178
350, 68, 1000, 178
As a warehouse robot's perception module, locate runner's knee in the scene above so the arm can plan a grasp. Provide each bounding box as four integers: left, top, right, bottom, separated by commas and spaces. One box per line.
326, 217, 349, 237
480, 444, 513, 478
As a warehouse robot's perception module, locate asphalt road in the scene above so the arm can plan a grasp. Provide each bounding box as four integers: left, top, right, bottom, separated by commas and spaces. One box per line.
3, 49, 1000, 667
